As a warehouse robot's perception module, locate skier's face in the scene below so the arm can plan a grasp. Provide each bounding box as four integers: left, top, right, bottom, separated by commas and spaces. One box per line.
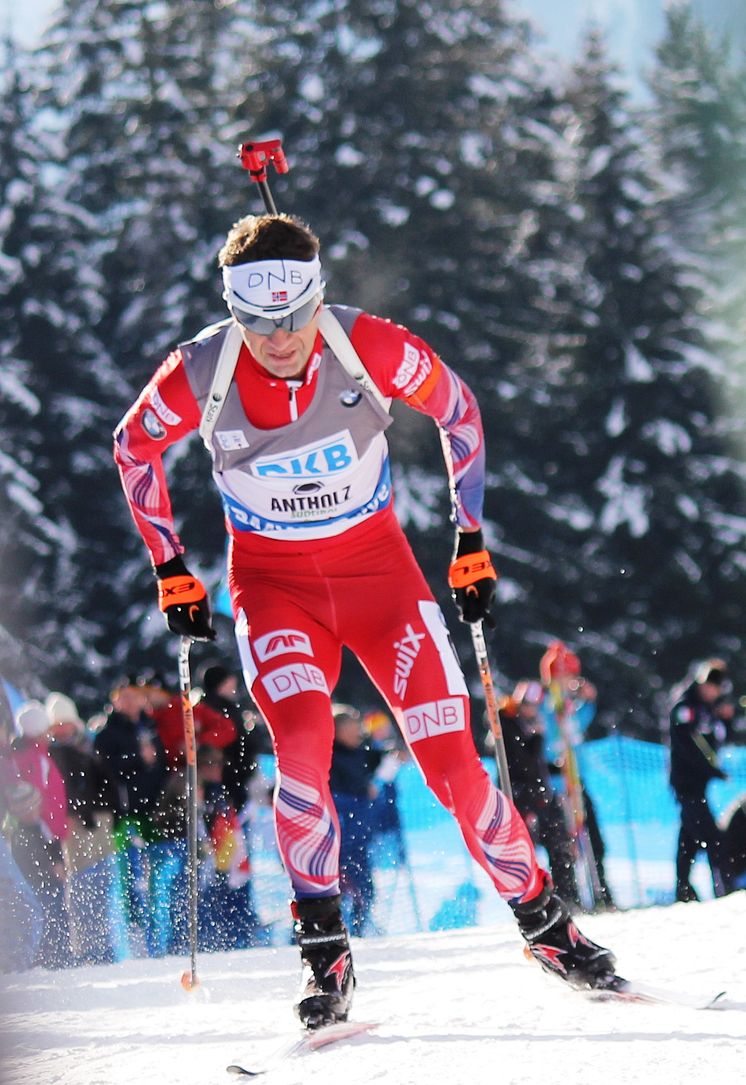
239, 304, 322, 380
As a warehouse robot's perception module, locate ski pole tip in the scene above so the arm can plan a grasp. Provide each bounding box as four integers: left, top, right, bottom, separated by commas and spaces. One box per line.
180, 969, 201, 992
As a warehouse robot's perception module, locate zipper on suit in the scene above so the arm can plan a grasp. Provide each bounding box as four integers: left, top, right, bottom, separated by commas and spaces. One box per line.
287, 380, 302, 422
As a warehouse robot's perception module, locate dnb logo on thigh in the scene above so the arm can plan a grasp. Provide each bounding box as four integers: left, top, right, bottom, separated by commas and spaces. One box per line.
262, 662, 329, 703
402, 698, 466, 744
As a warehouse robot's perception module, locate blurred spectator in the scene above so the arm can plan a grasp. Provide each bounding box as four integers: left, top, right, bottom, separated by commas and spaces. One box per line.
499, 681, 579, 907
732, 697, 746, 743
713, 694, 746, 744
150, 743, 267, 955
669, 658, 732, 902
93, 678, 168, 948
198, 664, 270, 812
94, 678, 168, 823
140, 671, 236, 771
46, 692, 121, 964
0, 705, 43, 972
363, 710, 408, 867
539, 642, 614, 909
137, 668, 257, 957
5, 701, 72, 968
330, 705, 382, 936
363, 710, 421, 932
148, 765, 190, 956
196, 744, 264, 951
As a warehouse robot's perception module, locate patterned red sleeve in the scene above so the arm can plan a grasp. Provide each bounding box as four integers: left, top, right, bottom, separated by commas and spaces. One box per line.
113, 350, 202, 566
349, 312, 485, 528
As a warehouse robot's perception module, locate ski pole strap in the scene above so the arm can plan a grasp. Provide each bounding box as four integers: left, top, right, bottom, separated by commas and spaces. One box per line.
158, 575, 206, 612
448, 551, 497, 589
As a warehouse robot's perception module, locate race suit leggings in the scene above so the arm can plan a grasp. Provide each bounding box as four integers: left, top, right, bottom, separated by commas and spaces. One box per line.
229, 512, 545, 905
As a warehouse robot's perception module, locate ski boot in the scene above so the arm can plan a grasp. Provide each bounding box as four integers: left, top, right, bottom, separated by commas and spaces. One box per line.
511, 878, 617, 990
292, 894, 355, 1030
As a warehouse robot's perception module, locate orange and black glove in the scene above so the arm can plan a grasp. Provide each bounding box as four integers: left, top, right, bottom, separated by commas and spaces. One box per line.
448, 529, 497, 626
154, 555, 217, 641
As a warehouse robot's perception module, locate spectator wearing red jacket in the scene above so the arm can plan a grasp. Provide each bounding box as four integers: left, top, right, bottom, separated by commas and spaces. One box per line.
141, 673, 237, 770
198, 664, 269, 811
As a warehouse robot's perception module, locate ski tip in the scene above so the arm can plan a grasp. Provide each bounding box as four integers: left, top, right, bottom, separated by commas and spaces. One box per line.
585, 975, 729, 1010
225, 1021, 378, 1077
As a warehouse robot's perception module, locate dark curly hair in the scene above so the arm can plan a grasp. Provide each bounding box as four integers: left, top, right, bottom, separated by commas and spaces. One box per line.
218, 213, 320, 266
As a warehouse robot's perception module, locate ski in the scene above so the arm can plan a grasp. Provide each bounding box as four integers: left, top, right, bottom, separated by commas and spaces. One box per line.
226, 1020, 378, 1077
586, 974, 726, 1010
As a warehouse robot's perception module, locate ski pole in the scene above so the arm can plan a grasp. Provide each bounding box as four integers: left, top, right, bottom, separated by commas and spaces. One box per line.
238, 138, 289, 214
435, 426, 512, 799
178, 635, 200, 991
470, 621, 513, 802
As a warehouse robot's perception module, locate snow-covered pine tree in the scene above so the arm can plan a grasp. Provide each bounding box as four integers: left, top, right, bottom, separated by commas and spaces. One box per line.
650, 3, 746, 233
0, 40, 53, 693
528, 26, 746, 729
32, 0, 266, 698
0, 37, 129, 701
37, 0, 256, 378
649, 3, 746, 427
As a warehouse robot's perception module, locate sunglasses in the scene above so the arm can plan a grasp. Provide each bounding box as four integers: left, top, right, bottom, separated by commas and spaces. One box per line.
230, 294, 322, 336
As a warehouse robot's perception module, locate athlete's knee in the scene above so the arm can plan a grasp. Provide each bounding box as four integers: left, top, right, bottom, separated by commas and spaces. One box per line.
434, 748, 489, 800
275, 754, 334, 801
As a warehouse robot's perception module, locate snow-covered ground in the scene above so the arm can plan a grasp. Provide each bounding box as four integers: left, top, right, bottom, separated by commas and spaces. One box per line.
1, 894, 744, 1085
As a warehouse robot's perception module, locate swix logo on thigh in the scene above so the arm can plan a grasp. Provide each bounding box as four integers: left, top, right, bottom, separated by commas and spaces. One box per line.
262, 662, 329, 703
402, 698, 466, 744
253, 629, 313, 662
393, 623, 426, 699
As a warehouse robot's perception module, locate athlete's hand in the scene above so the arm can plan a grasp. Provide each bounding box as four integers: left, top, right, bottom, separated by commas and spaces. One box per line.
154, 555, 217, 641
448, 529, 497, 626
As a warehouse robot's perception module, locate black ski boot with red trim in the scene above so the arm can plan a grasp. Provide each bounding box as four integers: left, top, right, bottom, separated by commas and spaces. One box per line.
511, 880, 616, 990
292, 895, 355, 1030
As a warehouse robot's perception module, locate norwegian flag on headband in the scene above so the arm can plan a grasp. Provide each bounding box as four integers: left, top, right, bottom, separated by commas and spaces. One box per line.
272, 290, 288, 303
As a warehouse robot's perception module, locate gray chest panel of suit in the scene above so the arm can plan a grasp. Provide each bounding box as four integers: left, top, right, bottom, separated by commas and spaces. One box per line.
180, 305, 394, 538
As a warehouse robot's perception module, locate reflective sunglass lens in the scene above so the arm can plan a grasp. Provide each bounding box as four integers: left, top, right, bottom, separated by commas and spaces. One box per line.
233, 296, 320, 335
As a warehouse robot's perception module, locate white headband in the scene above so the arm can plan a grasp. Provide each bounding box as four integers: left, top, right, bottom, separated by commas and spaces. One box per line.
222, 256, 323, 317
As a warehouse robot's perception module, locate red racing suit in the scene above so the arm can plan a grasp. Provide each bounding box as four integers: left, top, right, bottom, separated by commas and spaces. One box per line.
114, 306, 544, 904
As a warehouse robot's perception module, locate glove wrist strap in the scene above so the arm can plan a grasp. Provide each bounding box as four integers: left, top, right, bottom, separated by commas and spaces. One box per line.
448, 551, 497, 588
158, 575, 206, 611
